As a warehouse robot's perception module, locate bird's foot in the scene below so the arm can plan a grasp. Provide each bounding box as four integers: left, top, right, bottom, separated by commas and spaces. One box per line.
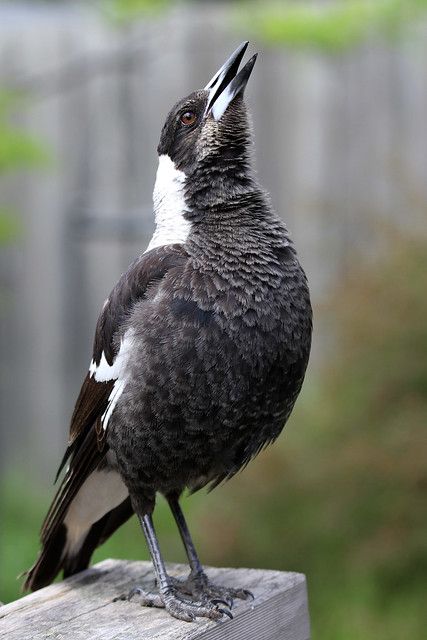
116, 584, 233, 623
170, 570, 253, 609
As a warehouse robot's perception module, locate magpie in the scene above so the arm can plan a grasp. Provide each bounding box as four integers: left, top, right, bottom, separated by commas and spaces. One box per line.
24, 42, 312, 622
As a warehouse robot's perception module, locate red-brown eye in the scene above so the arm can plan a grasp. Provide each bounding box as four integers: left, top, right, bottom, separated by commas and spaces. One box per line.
180, 111, 197, 126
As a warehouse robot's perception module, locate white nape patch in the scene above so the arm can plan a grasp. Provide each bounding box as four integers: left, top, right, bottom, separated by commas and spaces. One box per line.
211, 85, 234, 121
64, 469, 128, 557
145, 154, 191, 253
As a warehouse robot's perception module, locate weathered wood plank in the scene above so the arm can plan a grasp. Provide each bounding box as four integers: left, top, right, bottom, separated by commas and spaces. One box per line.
0, 560, 310, 640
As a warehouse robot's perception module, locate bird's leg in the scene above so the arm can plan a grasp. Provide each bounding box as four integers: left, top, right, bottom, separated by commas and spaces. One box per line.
167, 495, 253, 607
122, 512, 230, 622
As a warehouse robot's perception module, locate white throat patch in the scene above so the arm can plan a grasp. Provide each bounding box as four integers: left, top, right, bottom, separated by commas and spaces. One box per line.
145, 154, 191, 253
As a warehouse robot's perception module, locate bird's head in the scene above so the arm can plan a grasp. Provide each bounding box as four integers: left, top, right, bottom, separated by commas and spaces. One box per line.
148, 43, 258, 249
157, 42, 257, 178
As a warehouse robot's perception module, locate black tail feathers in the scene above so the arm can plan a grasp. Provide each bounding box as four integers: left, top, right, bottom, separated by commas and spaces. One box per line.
23, 497, 133, 592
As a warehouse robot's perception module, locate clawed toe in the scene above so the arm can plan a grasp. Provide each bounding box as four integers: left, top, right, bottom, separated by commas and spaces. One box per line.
169, 571, 254, 610
163, 588, 226, 622
116, 583, 233, 622
114, 585, 164, 608
211, 597, 233, 608
216, 606, 233, 620
204, 584, 248, 606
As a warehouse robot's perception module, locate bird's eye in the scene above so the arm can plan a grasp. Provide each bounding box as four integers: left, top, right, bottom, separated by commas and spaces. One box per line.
180, 111, 197, 126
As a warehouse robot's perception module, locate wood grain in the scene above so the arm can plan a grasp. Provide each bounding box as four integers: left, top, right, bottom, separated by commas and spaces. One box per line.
0, 560, 310, 640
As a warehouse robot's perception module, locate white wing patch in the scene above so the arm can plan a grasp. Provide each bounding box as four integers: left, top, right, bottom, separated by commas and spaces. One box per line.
89, 331, 134, 431
145, 154, 191, 253
101, 379, 127, 431
89, 351, 119, 382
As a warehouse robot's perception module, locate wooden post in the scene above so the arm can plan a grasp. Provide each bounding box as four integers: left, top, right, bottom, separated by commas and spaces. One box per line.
0, 559, 310, 639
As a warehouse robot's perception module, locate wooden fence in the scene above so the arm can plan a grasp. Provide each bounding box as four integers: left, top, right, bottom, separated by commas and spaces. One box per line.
1, 2, 427, 473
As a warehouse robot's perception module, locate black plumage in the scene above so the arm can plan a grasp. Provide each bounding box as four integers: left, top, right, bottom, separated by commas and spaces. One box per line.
25, 42, 312, 622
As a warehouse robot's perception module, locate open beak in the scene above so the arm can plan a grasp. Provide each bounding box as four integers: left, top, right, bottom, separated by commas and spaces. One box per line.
205, 41, 257, 121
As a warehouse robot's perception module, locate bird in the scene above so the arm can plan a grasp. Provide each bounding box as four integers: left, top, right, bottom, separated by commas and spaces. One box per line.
24, 41, 312, 622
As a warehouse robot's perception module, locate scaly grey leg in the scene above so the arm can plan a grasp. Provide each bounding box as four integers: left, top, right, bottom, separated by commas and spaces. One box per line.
120, 511, 231, 622
167, 495, 253, 607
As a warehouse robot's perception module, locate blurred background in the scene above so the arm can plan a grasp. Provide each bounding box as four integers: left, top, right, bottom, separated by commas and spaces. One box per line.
1, 0, 426, 637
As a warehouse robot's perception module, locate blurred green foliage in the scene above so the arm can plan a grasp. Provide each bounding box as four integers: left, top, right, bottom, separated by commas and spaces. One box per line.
100, 0, 171, 26
0, 209, 22, 245
0, 91, 49, 175
2, 236, 426, 638
0, 90, 49, 246
238, 0, 427, 52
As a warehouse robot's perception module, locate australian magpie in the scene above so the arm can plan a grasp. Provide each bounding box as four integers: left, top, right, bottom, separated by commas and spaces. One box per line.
24, 42, 312, 622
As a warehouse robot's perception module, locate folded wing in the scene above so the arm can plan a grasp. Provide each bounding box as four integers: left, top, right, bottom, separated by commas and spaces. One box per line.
24, 244, 188, 591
